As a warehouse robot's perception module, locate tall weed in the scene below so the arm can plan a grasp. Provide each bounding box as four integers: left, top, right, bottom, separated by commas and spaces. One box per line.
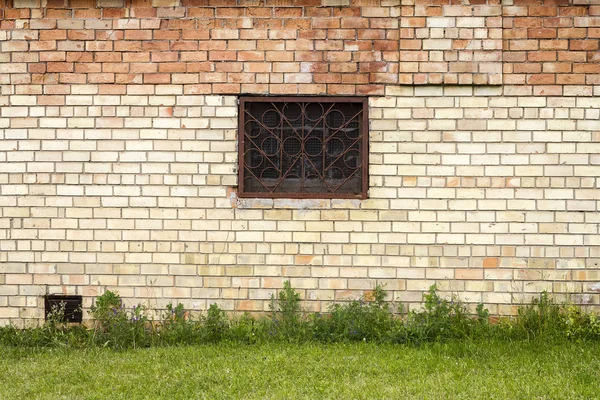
269, 281, 304, 341
201, 303, 229, 343
398, 285, 485, 344
89, 290, 152, 349
159, 302, 199, 346
512, 291, 566, 340
310, 285, 398, 343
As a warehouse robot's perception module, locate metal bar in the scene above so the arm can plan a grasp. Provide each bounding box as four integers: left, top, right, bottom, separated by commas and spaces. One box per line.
360, 98, 368, 198
323, 108, 363, 145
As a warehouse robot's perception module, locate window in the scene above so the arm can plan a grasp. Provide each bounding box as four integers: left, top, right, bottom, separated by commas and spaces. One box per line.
238, 97, 368, 199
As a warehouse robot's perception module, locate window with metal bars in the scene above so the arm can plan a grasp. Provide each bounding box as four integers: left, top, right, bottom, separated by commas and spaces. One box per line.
238, 97, 368, 199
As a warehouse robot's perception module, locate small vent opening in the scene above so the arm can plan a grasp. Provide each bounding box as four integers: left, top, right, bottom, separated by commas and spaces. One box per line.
44, 295, 83, 323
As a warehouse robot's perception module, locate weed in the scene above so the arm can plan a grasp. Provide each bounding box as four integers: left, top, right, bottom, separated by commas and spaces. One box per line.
89, 290, 152, 349
159, 302, 199, 346
513, 291, 565, 340
166, 302, 187, 322
202, 303, 229, 343
269, 281, 304, 341
228, 312, 261, 344
398, 285, 484, 344
564, 306, 600, 341
311, 284, 398, 343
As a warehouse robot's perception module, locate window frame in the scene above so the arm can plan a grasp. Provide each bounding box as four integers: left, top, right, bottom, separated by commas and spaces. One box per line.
237, 96, 369, 200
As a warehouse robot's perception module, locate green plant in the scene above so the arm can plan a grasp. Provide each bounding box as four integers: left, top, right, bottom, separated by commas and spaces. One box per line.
514, 291, 565, 340
476, 303, 490, 324
269, 280, 304, 341
89, 290, 153, 349
399, 285, 481, 344
311, 285, 398, 343
563, 305, 600, 341
166, 302, 186, 322
90, 290, 122, 329
228, 312, 262, 344
0, 301, 89, 348
202, 303, 229, 343
45, 301, 67, 327
38, 301, 84, 348
159, 302, 199, 346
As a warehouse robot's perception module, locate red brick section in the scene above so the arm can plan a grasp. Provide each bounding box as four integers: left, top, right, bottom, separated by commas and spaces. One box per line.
400, 0, 503, 85
0, 0, 401, 96
0, 0, 598, 95
503, 0, 600, 95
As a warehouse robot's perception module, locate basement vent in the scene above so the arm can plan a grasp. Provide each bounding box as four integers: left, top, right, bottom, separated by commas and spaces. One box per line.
44, 295, 83, 323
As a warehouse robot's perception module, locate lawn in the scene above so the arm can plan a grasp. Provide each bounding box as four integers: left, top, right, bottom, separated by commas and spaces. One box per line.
1, 340, 599, 399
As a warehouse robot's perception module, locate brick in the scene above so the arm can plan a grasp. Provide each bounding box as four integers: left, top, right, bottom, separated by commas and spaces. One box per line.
152, 0, 180, 5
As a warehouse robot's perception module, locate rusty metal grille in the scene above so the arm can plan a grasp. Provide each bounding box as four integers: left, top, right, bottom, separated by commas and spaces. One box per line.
238, 97, 368, 199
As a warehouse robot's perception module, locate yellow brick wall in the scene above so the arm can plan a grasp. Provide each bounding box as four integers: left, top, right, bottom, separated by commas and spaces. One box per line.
1, 88, 600, 325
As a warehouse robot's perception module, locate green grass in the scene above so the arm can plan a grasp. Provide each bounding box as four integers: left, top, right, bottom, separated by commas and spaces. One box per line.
1, 340, 599, 399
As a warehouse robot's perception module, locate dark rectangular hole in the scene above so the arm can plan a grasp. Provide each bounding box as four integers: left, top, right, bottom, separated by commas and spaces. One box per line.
44, 295, 83, 323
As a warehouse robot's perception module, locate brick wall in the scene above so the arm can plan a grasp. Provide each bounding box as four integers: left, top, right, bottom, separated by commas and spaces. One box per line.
399, 0, 503, 85
0, 0, 599, 325
1, 0, 402, 95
